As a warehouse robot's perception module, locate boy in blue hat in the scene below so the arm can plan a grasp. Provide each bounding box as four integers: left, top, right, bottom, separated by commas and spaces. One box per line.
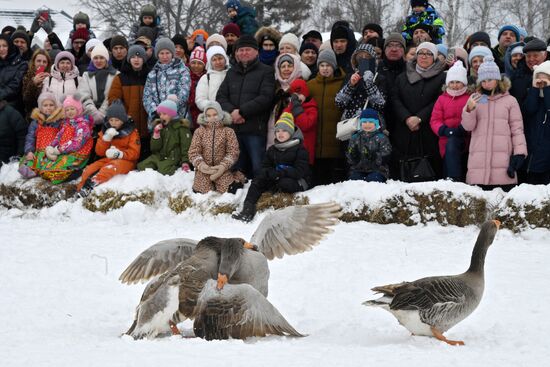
346, 108, 392, 182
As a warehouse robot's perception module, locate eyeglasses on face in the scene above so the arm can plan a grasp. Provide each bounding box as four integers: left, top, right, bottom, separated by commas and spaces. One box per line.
417, 51, 433, 57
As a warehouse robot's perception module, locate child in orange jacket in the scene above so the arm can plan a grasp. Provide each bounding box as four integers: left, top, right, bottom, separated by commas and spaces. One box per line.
77, 100, 141, 196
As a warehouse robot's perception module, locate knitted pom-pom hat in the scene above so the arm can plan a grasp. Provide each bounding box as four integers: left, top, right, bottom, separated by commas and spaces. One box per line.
156, 95, 178, 118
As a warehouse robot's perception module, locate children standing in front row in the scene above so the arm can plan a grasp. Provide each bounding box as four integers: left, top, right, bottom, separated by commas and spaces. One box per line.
346, 108, 392, 182
37, 94, 94, 184
77, 100, 141, 196
461, 56, 527, 191
232, 112, 311, 222
137, 95, 192, 175
19, 91, 63, 178
188, 101, 243, 194
430, 62, 471, 181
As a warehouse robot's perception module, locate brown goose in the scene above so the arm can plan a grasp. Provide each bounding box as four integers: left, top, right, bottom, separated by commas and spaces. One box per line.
363, 220, 500, 345
121, 202, 341, 340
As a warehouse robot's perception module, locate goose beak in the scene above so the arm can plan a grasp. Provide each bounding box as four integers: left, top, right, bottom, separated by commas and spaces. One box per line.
217, 273, 228, 290
492, 219, 501, 229
244, 242, 258, 251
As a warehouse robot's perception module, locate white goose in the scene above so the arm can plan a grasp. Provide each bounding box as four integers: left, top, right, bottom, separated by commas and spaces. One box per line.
364, 220, 500, 345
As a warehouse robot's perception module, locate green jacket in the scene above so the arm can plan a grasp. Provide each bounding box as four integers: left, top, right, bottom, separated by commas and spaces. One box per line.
150, 118, 192, 165
307, 68, 346, 159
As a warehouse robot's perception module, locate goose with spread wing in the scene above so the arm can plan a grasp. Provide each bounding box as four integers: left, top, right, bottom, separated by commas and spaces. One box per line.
120, 202, 341, 340
363, 220, 500, 346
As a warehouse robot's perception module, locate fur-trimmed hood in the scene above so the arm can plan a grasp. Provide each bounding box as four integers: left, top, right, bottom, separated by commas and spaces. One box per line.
196, 110, 233, 126
30, 107, 64, 125
255, 26, 283, 47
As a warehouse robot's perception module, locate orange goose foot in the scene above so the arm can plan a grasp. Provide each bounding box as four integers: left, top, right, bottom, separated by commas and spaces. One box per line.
430, 327, 465, 346
169, 320, 181, 336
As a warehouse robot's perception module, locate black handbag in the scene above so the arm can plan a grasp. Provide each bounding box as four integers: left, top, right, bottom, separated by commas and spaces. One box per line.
399, 132, 436, 182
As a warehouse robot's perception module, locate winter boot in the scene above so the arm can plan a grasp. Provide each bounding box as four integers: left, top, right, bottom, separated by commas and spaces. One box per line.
77, 177, 98, 198
232, 202, 257, 222
18, 164, 37, 179
227, 181, 244, 194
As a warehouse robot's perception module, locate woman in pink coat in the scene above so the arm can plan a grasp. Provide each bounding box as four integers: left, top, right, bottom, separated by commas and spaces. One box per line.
430, 62, 471, 181
461, 56, 527, 190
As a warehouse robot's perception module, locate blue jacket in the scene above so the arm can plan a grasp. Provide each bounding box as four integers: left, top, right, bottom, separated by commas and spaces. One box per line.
143, 58, 191, 127
523, 86, 550, 173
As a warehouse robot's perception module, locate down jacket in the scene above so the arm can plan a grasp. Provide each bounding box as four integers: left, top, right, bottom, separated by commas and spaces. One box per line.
522, 86, 550, 173
0, 47, 28, 109
430, 91, 470, 157
42, 65, 82, 105
107, 63, 150, 139
143, 58, 191, 125
461, 89, 527, 185
307, 68, 346, 159
282, 98, 318, 164
195, 69, 228, 112
216, 57, 275, 136
79, 66, 119, 124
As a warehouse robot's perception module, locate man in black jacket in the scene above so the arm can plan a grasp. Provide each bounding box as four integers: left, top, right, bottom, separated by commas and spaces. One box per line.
216, 34, 275, 178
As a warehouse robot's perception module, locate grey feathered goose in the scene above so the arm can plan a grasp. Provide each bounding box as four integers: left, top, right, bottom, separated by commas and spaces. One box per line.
364, 220, 500, 345
120, 202, 342, 340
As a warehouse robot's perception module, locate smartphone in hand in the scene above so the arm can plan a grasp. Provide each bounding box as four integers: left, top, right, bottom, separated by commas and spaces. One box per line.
39, 11, 49, 21
35, 66, 46, 75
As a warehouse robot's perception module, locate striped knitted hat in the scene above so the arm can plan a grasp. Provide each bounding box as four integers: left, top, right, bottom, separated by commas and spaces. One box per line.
274, 112, 295, 135
156, 95, 178, 117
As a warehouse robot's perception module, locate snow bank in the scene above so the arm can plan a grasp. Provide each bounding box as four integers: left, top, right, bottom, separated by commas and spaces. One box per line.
1, 162, 549, 231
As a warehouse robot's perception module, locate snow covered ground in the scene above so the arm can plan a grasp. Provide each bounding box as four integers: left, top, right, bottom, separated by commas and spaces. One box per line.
1, 187, 549, 366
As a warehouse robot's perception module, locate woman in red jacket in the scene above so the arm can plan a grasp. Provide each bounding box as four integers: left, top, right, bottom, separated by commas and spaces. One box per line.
282, 79, 318, 164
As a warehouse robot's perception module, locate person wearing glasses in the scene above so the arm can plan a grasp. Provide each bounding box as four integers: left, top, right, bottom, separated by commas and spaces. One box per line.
390, 42, 446, 180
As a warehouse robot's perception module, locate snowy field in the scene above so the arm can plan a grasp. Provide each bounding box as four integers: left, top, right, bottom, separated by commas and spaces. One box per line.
1, 193, 549, 366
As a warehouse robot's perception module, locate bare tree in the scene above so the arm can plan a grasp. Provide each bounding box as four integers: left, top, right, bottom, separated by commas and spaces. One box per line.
438, 0, 468, 47
504, 0, 550, 38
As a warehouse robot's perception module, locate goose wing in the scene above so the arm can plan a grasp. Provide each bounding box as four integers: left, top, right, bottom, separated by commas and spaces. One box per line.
119, 238, 199, 284
250, 202, 341, 260
193, 280, 304, 340
382, 276, 468, 311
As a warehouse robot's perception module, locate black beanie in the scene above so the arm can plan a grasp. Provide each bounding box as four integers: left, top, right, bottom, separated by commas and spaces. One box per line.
234, 34, 259, 51
10, 29, 30, 46
110, 35, 129, 50
468, 31, 491, 50
362, 23, 383, 38
299, 42, 319, 55
1, 25, 16, 35
331, 26, 348, 42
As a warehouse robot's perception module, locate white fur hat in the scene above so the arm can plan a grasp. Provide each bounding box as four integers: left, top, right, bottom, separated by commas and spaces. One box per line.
533, 61, 550, 79
279, 33, 300, 53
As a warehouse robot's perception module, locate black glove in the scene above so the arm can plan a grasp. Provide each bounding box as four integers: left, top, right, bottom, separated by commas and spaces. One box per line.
30, 16, 41, 33
290, 94, 304, 117
266, 168, 282, 181
507, 154, 526, 178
